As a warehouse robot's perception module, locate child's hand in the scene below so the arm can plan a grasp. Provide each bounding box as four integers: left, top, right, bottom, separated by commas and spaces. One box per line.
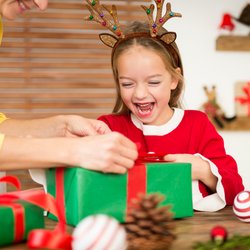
164, 153, 217, 191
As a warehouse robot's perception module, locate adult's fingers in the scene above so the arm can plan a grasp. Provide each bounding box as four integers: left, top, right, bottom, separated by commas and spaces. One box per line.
101, 164, 128, 174
90, 119, 111, 134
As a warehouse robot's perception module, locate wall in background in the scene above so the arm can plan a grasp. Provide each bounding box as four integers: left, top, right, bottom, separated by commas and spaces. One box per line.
166, 0, 250, 189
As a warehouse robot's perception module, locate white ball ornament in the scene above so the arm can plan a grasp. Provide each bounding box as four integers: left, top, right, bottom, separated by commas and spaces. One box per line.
72, 214, 127, 250
233, 190, 250, 222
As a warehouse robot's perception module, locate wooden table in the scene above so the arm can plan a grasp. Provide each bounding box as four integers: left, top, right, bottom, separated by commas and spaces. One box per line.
1, 206, 249, 250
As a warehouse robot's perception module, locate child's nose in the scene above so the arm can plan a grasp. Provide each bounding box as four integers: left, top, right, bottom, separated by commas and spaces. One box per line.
134, 84, 148, 99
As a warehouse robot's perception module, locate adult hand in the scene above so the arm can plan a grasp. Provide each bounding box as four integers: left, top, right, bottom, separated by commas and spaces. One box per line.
70, 132, 138, 174
63, 116, 111, 137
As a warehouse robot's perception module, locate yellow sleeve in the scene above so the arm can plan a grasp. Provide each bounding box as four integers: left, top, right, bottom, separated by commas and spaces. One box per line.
0, 113, 8, 124
0, 133, 5, 151
0, 16, 3, 45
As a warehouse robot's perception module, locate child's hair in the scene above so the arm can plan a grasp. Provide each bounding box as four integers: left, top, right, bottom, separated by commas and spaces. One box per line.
111, 21, 184, 114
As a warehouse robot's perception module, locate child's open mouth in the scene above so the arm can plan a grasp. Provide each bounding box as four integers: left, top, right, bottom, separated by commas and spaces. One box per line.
135, 102, 154, 117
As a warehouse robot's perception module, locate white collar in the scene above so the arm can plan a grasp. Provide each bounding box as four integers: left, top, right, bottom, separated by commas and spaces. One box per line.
131, 108, 184, 136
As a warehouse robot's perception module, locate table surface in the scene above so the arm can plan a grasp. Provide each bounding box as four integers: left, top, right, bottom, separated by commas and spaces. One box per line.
1, 206, 249, 250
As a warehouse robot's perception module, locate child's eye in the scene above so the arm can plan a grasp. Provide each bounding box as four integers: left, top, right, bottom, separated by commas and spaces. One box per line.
149, 81, 160, 85
121, 82, 134, 88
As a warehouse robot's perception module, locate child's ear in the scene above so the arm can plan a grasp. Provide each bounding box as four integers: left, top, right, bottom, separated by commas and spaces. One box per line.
175, 67, 181, 75
171, 67, 181, 90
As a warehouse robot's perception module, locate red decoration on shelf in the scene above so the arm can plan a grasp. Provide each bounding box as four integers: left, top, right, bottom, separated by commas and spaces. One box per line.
219, 13, 235, 31
235, 82, 250, 117
210, 225, 228, 244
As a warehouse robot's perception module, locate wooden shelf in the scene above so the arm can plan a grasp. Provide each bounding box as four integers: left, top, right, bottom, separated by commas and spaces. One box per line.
216, 35, 250, 51
215, 116, 250, 131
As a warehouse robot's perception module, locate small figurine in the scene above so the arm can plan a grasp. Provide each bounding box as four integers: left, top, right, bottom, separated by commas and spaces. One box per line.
201, 85, 236, 128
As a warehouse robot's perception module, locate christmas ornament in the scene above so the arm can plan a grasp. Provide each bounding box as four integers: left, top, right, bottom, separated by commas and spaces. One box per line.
210, 225, 228, 245
124, 193, 176, 250
233, 190, 250, 222
219, 13, 235, 31
72, 214, 127, 250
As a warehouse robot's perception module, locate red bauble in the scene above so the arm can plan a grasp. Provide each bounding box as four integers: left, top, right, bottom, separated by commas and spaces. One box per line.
233, 190, 250, 222
210, 225, 228, 244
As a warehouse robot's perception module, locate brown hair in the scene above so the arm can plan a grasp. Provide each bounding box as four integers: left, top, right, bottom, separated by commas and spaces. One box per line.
111, 21, 184, 114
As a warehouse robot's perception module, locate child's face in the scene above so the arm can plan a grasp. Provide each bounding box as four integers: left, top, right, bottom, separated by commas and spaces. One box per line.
117, 45, 178, 125
0, 0, 48, 19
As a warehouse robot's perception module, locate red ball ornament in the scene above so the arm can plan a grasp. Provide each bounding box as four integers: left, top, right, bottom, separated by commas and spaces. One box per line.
233, 190, 250, 222
210, 226, 228, 244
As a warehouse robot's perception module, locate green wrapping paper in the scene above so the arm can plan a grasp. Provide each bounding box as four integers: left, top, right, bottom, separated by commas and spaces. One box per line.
46, 162, 193, 226
0, 200, 44, 246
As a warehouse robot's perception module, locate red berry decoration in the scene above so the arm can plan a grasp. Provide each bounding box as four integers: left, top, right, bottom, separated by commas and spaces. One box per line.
210, 225, 228, 245
233, 190, 250, 222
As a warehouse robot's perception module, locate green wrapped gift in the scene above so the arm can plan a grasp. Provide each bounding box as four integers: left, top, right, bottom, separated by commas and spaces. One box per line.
46, 162, 193, 226
0, 200, 44, 246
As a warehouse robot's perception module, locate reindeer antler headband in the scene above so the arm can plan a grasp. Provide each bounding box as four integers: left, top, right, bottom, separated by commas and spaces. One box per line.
84, 0, 182, 64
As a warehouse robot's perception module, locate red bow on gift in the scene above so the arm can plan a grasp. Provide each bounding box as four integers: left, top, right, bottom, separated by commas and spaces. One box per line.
0, 175, 72, 250
137, 152, 166, 163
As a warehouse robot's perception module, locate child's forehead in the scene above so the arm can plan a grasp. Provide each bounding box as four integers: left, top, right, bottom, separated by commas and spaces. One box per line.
119, 45, 162, 58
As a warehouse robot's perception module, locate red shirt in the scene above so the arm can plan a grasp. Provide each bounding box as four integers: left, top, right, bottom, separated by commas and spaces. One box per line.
99, 109, 244, 211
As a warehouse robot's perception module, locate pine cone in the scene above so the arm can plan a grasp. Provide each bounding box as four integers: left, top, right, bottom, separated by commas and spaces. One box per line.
124, 193, 176, 250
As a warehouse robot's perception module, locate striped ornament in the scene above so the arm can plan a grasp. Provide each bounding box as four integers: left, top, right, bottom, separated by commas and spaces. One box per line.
233, 191, 250, 222
72, 214, 127, 250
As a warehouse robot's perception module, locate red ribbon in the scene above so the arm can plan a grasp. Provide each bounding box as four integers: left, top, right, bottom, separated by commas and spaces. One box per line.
55, 168, 67, 224
0, 176, 72, 249
235, 82, 250, 116
126, 153, 166, 211
126, 163, 147, 212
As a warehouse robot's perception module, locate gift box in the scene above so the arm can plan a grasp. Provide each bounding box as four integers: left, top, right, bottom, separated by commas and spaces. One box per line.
0, 176, 46, 246
0, 199, 44, 246
46, 162, 193, 226
235, 81, 250, 117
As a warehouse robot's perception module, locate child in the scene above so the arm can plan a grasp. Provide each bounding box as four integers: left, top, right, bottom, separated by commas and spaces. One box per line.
85, 0, 244, 211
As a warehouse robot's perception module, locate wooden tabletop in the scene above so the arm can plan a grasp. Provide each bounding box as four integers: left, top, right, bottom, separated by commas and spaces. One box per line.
1, 206, 249, 250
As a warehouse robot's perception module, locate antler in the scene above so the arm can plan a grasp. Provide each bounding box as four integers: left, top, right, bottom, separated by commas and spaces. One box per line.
84, 0, 124, 38
141, 1, 182, 37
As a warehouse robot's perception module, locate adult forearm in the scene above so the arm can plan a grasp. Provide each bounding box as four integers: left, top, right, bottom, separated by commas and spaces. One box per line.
0, 115, 67, 138
0, 137, 70, 170
0, 132, 138, 173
